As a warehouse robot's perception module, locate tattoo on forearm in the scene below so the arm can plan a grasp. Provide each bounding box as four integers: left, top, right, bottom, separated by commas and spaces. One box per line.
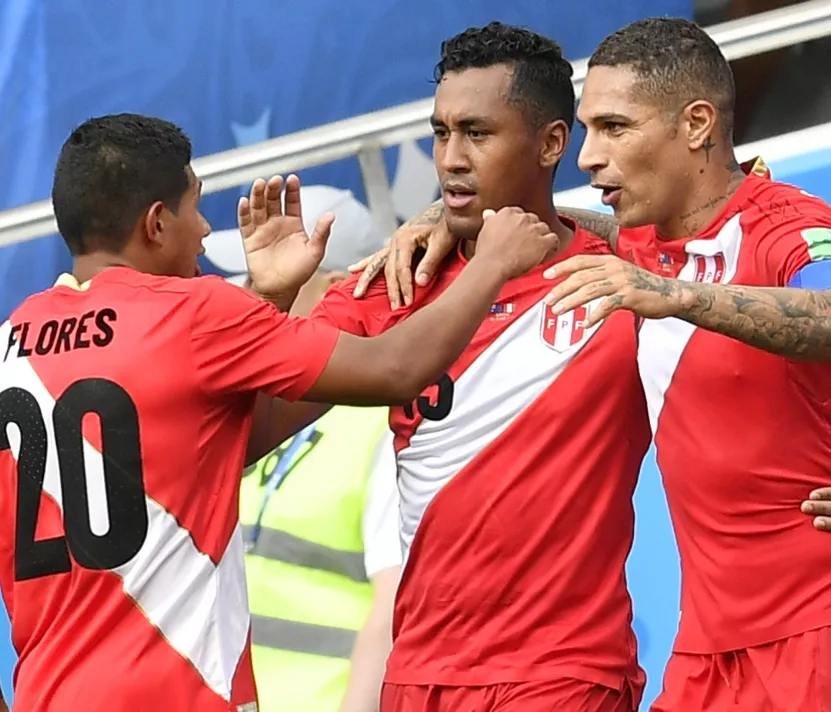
676, 283, 831, 360
405, 199, 445, 227
557, 207, 620, 248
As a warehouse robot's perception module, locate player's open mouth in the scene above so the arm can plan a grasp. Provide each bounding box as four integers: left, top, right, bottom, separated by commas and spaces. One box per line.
596, 185, 622, 208
443, 188, 476, 210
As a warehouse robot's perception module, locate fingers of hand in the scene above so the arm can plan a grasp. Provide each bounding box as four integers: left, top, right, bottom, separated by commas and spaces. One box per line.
589, 295, 624, 326
383, 248, 402, 310
249, 178, 269, 226
808, 487, 831, 501
309, 212, 335, 252
238, 197, 253, 238
549, 278, 617, 316
348, 255, 373, 274
395, 236, 417, 307
352, 255, 384, 298
265, 176, 284, 220
544, 255, 600, 280
283, 174, 303, 218
813, 516, 831, 531
418, 240, 444, 287
801, 498, 831, 517
544, 270, 603, 307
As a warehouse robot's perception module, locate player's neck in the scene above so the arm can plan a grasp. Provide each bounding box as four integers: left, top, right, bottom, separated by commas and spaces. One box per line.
72, 252, 136, 284
462, 203, 573, 262
658, 149, 745, 240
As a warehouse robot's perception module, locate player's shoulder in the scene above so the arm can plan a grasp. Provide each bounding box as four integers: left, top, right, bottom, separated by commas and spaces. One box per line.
575, 227, 615, 256
744, 177, 831, 232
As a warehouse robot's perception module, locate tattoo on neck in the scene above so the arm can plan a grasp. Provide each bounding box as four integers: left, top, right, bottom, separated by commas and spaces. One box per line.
677, 159, 745, 234
702, 137, 715, 163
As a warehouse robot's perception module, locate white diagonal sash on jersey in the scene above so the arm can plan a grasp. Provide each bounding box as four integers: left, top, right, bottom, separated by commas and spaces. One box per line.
639, 214, 744, 434
0, 329, 248, 702
396, 298, 604, 557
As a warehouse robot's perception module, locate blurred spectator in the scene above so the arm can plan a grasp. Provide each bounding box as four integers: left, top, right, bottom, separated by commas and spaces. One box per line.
205, 189, 402, 712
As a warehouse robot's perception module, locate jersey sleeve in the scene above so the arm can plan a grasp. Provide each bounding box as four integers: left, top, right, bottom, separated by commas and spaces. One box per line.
190, 277, 340, 402
751, 194, 831, 286
361, 430, 403, 578
310, 274, 392, 337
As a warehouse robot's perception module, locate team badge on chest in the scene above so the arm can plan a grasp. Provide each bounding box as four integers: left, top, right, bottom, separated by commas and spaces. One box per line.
541, 303, 592, 352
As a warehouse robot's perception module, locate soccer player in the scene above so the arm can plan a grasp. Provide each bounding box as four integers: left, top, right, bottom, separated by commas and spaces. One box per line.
362, 18, 831, 712
264, 22, 650, 712
0, 114, 556, 712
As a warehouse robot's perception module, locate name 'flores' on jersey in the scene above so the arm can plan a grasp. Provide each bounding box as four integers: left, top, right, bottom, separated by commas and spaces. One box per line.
392, 297, 607, 556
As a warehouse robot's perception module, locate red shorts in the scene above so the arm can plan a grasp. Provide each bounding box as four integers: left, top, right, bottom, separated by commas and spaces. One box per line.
380, 678, 638, 712
651, 627, 831, 711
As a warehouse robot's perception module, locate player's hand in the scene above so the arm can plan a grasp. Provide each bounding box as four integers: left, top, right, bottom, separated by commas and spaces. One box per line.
475, 208, 559, 281
543, 254, 683, 327
238, 174, 334, 300
801, 488, 831, 531
349, 221, 458, 309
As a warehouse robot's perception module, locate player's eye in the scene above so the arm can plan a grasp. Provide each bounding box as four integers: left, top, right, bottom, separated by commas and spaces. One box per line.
604, 121, 626, 136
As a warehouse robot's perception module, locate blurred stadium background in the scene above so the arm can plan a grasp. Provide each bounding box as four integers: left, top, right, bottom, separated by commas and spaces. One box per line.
2, 0, 831, 706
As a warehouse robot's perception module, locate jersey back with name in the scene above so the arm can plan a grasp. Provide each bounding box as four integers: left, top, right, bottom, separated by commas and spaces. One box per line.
313, 230, 650, 691
0, 268, 319, 712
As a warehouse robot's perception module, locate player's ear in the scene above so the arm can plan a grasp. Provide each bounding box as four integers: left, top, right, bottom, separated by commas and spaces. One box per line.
143, 201, 167, 247
683, 100, 718, 152
539, 119, 569, 169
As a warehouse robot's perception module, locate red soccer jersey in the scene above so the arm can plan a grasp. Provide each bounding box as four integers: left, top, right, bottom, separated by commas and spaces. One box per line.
312, 227, 650, 691
0, 267, 339, 711
617, 170, 831, 653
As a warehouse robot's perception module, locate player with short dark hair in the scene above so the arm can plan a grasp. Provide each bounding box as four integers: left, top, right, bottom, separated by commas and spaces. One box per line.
52, 114, 195, 259
363, 17, 831, 711
435, 21, 576, 135
0, 112, 557, 711
264, 22, 650, 712
546, 17, 831, 709
589, 16, 735, 137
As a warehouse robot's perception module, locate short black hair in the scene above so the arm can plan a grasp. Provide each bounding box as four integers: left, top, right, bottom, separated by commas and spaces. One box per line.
434, 22, 575, 130
590, 17, 735, 137
52, 113, 193, 255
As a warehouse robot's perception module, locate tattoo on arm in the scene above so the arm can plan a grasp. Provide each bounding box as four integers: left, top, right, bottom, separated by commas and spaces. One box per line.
674, 282, 831, 361
556, 207, 620, 250
404, 199, 445, 227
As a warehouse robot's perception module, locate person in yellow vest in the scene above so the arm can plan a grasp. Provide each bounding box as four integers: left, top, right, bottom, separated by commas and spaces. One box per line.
205, 187, 402, 712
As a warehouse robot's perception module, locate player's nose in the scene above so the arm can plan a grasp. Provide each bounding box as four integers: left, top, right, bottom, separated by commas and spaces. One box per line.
441, 133, 471, 174
577, 130, 608, 174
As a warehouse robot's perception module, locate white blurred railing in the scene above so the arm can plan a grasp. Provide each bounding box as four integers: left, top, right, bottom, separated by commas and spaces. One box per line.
2, 0, 831, 246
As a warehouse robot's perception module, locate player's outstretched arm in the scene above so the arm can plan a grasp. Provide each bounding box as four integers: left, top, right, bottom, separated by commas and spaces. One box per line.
303, 207, 560, 405
544, 254, 831, 361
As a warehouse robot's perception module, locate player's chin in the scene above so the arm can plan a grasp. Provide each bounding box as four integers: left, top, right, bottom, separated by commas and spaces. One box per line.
613, 199, 650, 230
445, 214, 483, 242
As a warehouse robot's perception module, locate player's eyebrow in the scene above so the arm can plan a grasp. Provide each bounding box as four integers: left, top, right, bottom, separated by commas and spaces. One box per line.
589, 112, 632, 125
430, 115, 490, 129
